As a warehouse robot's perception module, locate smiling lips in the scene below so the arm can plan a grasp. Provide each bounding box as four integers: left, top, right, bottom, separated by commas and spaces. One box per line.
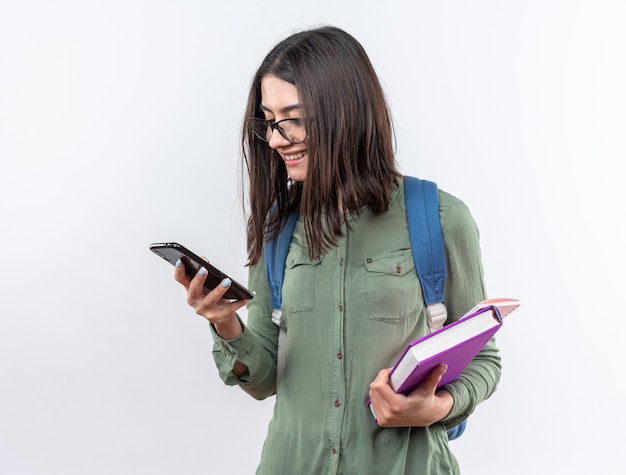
283, 151, 306, 163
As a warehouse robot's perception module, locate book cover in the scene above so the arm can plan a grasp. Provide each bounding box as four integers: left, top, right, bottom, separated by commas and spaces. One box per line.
389, 298, 520, 394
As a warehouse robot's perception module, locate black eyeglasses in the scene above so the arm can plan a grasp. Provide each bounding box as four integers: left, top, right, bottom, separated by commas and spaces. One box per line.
250, 117, 307, 144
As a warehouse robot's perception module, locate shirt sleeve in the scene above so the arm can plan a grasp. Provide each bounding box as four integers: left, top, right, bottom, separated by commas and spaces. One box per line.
210, 254, 280, 400
436, 191, 502, 429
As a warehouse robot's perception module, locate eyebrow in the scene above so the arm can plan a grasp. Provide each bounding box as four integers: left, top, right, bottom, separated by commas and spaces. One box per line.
260, 103, 303, 114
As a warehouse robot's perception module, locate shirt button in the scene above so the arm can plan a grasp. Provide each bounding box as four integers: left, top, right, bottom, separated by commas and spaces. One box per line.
340, 258, 345, 266
334, 399, 341, 407
331, 446, 337, 455
338, 304, 344, 311
395, 265, 402, 274
337, 352, 343, 359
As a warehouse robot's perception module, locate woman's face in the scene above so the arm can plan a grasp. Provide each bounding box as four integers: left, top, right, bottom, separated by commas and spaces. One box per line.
260, 75, 308, 182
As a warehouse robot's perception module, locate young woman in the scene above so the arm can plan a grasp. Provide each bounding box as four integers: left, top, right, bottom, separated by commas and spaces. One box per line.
175, 26, 501, 475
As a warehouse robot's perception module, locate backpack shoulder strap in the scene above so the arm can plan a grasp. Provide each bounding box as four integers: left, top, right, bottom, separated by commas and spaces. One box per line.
263, 211, 298, 384
264, 211, 298, 314
404, 176, 467, 441
403, 176, 448, 332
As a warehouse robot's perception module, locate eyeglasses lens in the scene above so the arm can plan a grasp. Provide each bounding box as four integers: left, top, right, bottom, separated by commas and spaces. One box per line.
251, 118, 305, 144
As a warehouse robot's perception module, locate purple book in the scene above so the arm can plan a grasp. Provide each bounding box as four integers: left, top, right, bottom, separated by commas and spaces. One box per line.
366, 298, 520, 420
389, 299, 520, 394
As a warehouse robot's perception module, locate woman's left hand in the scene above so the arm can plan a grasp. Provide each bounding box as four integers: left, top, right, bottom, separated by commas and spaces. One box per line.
368, 364, 454, 427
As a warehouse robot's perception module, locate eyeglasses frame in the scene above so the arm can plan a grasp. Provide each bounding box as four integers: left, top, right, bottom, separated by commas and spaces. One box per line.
249, 117, 307, 145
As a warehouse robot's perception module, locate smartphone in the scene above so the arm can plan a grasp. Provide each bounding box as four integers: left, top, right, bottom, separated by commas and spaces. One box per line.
149, 242, 254, 300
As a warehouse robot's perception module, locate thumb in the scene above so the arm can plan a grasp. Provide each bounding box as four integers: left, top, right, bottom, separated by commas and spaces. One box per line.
425, 363, 448, 389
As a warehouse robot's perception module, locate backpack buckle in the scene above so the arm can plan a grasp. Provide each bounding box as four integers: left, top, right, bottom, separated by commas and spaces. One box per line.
425, 302, 447, 332
271, 308, 286, 330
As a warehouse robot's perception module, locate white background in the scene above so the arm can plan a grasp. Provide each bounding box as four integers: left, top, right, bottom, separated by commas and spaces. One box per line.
1, 1, 624, 474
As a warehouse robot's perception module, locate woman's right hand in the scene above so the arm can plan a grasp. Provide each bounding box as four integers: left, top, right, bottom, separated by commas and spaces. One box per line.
173, 258, 249, 340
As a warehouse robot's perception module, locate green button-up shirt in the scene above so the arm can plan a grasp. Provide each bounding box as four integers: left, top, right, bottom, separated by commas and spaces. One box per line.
212, 182, 501, 475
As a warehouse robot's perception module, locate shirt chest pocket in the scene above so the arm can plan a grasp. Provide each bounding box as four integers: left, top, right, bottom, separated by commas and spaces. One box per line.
282, 249, 323, 313
364, 250, 422, 322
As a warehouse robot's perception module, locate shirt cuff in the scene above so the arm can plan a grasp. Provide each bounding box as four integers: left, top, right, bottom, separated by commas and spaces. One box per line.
209, 315, 254, 385
439, 381, 470, 430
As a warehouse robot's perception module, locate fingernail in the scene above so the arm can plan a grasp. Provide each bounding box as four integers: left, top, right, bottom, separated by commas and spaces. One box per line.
442, 364, 448, 375
175, 258, 182, 268
252, 291, 256, 296
221, 278, 231, 288
199, 267, 207, 276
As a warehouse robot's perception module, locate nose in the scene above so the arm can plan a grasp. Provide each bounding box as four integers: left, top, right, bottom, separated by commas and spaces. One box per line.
268, 127, 290, 149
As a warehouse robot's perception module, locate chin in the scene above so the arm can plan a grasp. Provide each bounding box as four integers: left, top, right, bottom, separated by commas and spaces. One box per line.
287, 169, 307, 182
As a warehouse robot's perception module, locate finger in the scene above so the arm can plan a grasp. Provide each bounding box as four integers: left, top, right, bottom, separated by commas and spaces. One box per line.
187, 266, 212, 301
369, 368, 405, 426
373, 368, 391, 385
212, 276, 235, 302
421, 363, 448, 393
368, 369, 392, 405
174, 258, 191, 288
189, 271, 238, 308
